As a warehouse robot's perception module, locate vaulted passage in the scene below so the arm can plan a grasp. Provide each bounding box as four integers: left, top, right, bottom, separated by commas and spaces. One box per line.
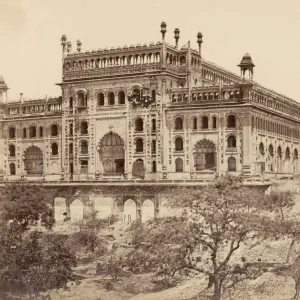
193, 139, 216, 171
23, 146, 43, 176
99, 132, 125, 175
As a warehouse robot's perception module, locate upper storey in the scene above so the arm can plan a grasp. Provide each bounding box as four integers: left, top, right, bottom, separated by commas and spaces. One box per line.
61, 22, 203, 82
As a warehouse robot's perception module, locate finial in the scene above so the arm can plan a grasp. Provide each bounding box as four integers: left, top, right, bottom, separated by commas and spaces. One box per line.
197, 32, 203, 56
160, 21, 167, 40
108, 125, 113, 131
61, 34, 67, 48
66, 41, 72, 53
174, 28, 180, 49
77, 39, 82, 53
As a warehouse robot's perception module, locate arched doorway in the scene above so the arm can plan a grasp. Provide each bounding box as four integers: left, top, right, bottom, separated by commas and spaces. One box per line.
132, 159, 145, 179
193, 139, 216, 171
54, 197, 66, 222
142, 199, 155, 223
23, 146, 43, 176
70, 199, 84, 222
98, 132, 125, 175
123, 199, 136, 223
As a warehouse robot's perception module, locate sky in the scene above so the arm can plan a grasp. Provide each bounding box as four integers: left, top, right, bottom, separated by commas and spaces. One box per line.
0, 0, 299, 101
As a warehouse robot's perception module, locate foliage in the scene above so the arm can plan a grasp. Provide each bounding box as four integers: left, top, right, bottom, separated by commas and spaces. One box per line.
0, 184, 55, 231
0, 229, 77, 300
129, 175, 294, 300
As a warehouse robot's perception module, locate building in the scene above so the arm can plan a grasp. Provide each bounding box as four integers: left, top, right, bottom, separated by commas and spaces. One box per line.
1, 22, 300, 184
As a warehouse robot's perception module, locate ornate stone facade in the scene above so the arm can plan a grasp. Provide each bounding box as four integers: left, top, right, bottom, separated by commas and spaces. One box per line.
1, 23, 300, 183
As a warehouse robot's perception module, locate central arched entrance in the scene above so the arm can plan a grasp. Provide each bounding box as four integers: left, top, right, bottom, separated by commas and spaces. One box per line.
99, 132, 125, 175
23, 146, 43, 176
193, 139, 216, 171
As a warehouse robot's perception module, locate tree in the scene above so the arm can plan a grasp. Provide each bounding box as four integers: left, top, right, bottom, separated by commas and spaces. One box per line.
0, 184, 55, 232
130, 175, 291, 300
0, 230, 77, 299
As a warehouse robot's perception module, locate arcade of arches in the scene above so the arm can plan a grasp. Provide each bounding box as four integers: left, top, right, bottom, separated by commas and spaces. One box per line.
54, 194, 160, 224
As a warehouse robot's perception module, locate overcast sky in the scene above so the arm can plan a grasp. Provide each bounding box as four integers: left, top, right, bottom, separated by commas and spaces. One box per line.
0, 0, 299, 101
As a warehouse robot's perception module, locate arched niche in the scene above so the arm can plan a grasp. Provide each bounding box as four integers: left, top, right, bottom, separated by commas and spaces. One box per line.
123, 199, 137, 223
54, 197, 67, 222
23, 146, 43, 176
142, 199, 155, 222
70, 199, 84, 222
193, 139, 216, 171
98, 132, 125, 175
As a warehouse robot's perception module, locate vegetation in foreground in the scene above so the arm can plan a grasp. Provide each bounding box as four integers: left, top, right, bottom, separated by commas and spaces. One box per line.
0, 178, 300, 300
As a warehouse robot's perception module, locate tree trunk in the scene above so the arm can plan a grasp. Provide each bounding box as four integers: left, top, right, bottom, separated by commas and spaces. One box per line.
294, 282, 300, 300
286, 238, 295, 263
213, 277, 222, 300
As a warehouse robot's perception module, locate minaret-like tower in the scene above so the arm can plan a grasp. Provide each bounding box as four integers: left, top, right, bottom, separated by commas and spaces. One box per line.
174, 28, 180, 49
238, 53, 255, 80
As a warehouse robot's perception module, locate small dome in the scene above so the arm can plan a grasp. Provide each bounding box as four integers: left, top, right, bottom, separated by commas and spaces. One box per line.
91, 49, 97, 53
239, 53, 255, 67
123, 45, 128, 49
149, 42, 155, 47
156, 41, 162, 45
97, 48, 103, 52
110, 47, 115, 51
117, 46, 122, 50
101, 132, 124, 146
85, 49, 90, 54
143, 43, 148, 48
136, 43, 142, 48
129, 44, 135, 49
104, 47, 109, 52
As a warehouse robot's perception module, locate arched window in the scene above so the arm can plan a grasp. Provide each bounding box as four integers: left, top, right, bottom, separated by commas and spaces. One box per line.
9, 144, 15, 157
228, 156, 236, 171
97, 93, 105, 106
152, 140, 156, 153
8, 127, 16, 139
108, 92, 115, 105
69, 123, 73, 136
80, 160, 88, 173
175, 158, 183, 172
23, 128, 27, 138
175, 137, 183, 151
135, 118, 143, 131
80, 121, 88, 135
227, 115, 236, 128
51, 143, 58, 155
29, 126, 36, 138
180, 56, 186, 66
77, 92, 86, 107
152, 119, 156, 132
69, 97, 73, 109
69, 143, 73, 155
39, 126, 43, 138
50, 124, 58, 137
212, 116, 217, 129
118, 91, 125, 104
193, 118, 197, 130
81, 140, 88, 154
136, 138, 143, 152
227, 136, 236, 148
175, 117, 183, 130
202, 116, 209, 129
152, 161, 157, 173
259, 142, 265, 155
9, 163, 16, 175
